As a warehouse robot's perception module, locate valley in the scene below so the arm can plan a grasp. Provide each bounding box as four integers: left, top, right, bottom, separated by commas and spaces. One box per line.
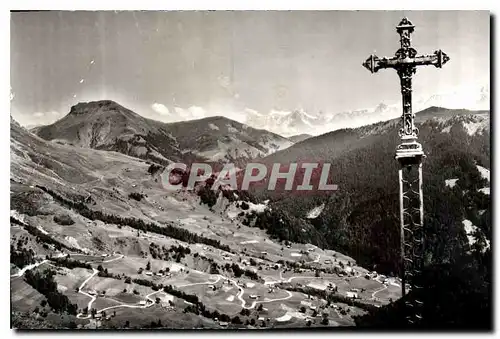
10, 102, 490, 330
10, 117, 398, 329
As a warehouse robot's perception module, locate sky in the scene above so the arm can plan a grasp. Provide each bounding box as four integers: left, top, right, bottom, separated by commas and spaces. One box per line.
10, 10, 490, 127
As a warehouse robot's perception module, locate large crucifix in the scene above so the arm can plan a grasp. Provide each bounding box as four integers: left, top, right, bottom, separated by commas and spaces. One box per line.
362, 17, 449, 324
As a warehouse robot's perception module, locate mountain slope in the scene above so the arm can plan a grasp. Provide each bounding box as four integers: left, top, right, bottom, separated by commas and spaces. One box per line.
263, 107, 489, 165
288, 134, 313, 143
248, 107, 490, 275
33, 100, 292, 166
11, 119, 380, 329
160, 116, 293, 165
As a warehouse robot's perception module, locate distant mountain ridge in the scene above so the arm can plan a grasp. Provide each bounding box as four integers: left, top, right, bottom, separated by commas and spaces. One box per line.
250, 106, 490, 275
138, 84, 490, 138
33, 100, 293, 166
287, 134, 313, 143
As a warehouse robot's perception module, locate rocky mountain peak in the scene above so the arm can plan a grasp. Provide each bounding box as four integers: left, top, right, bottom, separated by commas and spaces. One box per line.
68, 100, 124, 116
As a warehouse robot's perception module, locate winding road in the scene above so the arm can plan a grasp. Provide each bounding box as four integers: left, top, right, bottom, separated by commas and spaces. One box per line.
213, 275, 293, 309
75, 265, 161, 319
10, 253, 67, 278
76, 268, 99, 318
371, 285, 388, 299
176, 273, 294, 310
10, 260, 49, 278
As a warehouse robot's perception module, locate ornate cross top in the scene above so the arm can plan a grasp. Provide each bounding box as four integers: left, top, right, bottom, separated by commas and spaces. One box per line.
363, 17, 450, 142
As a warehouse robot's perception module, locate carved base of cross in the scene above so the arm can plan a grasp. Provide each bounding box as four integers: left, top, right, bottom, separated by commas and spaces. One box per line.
398, 155, 425, 325
395, 140, 425, 161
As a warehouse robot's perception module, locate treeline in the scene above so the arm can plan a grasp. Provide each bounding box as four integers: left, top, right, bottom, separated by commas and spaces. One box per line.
97, 265, 122, 279
24, 269, 78, 315
354, 250, 492, 329
251, 118, 491, 276
149, 242, 191, 262
10, 244, 35, 268
197, 174, 257, 208
35, 185, 232, 253
201, 260, 261, 282
283, 284, 377, 313
229, 263, 260, 281
10, 216, 80, 253
50, 256, 91, 270
128, 192, 145, 201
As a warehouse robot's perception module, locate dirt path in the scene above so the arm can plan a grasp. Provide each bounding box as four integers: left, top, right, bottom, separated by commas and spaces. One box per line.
371, 285, 388, 299
10, 253, 67, 278
76, 268, 99, 319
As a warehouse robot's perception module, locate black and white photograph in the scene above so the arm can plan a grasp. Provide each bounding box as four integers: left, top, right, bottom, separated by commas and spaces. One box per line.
9, 9, 492, 330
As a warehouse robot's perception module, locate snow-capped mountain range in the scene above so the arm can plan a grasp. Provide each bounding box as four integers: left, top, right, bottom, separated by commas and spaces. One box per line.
152, 84, 489, 138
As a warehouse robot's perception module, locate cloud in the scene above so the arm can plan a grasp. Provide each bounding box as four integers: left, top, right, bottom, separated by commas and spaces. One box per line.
32, 111, 60, 118
188, 106, 206, 119
173, 106, 207, 121
151, 103, 170, 116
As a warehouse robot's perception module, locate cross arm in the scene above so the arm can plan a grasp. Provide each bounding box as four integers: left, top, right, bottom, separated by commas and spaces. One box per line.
362, 54, 399, 73
411, 50, 450, 68
363, 50, 450, 73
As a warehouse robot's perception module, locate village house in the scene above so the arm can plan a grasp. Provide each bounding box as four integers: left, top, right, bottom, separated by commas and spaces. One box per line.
346, 291, 358, 299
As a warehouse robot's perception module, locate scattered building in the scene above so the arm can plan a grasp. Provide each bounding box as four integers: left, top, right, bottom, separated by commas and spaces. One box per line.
139, 300, 147, 306
249, 295, 259, 299
346, 291, 358, 299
